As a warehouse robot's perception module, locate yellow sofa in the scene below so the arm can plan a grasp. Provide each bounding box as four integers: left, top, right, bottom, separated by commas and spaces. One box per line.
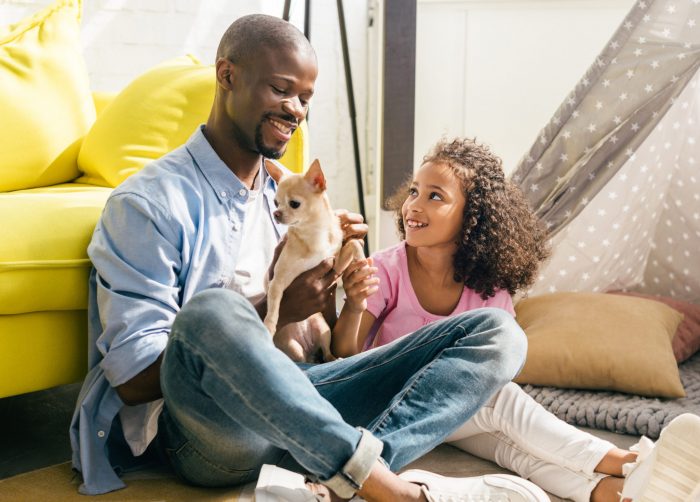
0, 0, 307, 399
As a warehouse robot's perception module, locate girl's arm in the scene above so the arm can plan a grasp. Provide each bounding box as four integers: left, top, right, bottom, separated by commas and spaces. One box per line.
332, 258, 379, 357
333, 308, 377, 357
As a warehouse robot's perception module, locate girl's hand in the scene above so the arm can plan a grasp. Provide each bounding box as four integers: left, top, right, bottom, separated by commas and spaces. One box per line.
342, 257, 379, 313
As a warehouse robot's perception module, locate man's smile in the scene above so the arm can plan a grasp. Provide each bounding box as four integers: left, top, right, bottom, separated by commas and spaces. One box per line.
266, 116, 296, 141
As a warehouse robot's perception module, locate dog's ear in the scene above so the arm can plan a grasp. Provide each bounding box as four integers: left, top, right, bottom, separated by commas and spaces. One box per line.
265, 159, 284, 184
304, 159, 326, 192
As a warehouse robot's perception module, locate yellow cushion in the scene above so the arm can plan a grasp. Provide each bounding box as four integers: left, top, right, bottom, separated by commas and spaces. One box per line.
77, 55, 213, 186
92, 90, 116, 116
77, 55, 308, 187
0, 311, 87, 398
281, 119, 309, 174
514, 292, 686, 398
0, 183, 112, 315
0, 0, 95, 192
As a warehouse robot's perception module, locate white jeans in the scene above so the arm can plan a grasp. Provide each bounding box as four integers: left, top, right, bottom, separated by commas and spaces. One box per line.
446, 383, 615, 502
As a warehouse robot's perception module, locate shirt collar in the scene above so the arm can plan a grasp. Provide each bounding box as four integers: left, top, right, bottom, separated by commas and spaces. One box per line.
185, 125, 254, 204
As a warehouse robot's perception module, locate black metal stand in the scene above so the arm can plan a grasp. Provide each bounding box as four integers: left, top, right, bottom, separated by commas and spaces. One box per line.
283, 0, 369, 256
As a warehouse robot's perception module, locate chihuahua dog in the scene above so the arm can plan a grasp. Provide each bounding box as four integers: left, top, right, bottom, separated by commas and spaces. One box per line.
265, 159, 364, 363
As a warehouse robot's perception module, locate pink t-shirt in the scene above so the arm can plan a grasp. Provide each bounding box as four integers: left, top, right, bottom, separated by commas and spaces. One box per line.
364, 241, 515, 350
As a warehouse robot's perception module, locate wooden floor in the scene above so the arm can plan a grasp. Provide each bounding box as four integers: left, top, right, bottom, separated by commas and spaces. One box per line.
0, 383, 81, 480
0, 383, 640, 501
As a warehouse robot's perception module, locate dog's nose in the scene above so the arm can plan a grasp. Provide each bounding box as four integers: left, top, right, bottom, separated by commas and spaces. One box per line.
273, 210, 282, 220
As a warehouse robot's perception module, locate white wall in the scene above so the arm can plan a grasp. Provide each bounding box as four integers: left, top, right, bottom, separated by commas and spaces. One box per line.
414, 0, 636, 175
4, 0, 639, 252
375, 0, 634, 248
1, 0, 370, 214
371, 0, 636, 251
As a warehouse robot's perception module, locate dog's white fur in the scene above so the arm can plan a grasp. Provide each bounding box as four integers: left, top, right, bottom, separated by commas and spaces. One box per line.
264, 159, 364, 362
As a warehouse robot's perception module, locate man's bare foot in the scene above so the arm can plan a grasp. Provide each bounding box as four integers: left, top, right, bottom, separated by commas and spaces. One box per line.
305, 482, 350, 502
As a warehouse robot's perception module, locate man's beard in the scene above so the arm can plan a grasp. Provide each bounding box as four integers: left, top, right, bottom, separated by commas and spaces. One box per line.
254, 116, 289, 159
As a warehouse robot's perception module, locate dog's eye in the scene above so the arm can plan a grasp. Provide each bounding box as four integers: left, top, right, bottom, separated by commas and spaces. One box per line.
289, 200, 301, 209
273, 199, 279, 207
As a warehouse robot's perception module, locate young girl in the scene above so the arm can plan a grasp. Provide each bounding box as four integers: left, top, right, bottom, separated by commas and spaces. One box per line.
331, 138, 700, 502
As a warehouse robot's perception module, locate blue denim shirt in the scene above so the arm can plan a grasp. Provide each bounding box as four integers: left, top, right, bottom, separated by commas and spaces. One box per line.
69, 126, 288, 495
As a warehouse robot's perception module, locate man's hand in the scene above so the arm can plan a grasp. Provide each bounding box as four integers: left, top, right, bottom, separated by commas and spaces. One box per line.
115, 353, 163, 406
256, 236, 337, 326
335, 209, 368, 243
266, 235, 287, 281
278, 257, 339, 327
258, 211, 366, 328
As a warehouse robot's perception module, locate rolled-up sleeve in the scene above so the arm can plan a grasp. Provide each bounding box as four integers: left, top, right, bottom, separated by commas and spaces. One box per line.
89, 192, 182, 386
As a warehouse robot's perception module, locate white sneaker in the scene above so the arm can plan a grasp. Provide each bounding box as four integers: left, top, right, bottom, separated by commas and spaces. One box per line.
620, 413, 700, 502
399, 469, 550, 502
255, 464, 323, 502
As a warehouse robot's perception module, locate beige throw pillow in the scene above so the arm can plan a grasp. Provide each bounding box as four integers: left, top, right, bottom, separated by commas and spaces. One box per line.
610, 291, 700, 363
514, 292, 685, 398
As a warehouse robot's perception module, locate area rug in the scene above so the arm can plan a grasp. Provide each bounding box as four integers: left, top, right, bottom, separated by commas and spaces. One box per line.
0, 461, 255, 502
522, 351, 700, 439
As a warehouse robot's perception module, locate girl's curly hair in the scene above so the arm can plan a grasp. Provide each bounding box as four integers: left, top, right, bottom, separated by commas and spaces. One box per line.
387, 138, 550, 299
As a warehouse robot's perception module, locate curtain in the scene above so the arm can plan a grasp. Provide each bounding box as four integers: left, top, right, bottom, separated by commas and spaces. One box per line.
511, 0, 700, 302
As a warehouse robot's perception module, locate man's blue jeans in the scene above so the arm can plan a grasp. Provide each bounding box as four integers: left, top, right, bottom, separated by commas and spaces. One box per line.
158, 289, 526, 497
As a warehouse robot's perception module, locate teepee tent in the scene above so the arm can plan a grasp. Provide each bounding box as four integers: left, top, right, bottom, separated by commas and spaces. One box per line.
511, 0, 699, 303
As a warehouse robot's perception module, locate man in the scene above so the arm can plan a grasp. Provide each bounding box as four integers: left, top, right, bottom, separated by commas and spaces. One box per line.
70, 14, 545, 502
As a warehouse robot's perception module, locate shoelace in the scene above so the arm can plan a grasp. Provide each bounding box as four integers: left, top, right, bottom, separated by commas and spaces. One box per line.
421, 486, 510, 502
621, 436, 654, 478
286, 486, 327, 501
617, 436, 655, 501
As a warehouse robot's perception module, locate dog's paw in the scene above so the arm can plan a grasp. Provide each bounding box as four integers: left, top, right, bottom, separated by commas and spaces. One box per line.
323, 354, 342, 363
263, 321, 276, 335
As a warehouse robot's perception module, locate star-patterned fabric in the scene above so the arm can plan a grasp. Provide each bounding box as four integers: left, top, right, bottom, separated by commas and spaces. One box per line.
511, 0, 699, 303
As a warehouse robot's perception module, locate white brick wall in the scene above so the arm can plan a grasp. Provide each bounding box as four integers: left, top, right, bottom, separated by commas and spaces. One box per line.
1, 0, 371, 213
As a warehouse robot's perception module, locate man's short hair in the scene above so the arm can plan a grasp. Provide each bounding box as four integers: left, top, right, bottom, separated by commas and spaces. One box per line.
217, 14, 313, 66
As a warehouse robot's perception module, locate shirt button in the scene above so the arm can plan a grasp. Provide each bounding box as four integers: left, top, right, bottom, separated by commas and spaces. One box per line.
220, 191, 227, 198
238, 188, 247, 197
97, 430, 105, 438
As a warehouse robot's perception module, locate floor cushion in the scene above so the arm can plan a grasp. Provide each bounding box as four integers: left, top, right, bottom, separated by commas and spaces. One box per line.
514, 292, 685, 398
610, 291, 700, 363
